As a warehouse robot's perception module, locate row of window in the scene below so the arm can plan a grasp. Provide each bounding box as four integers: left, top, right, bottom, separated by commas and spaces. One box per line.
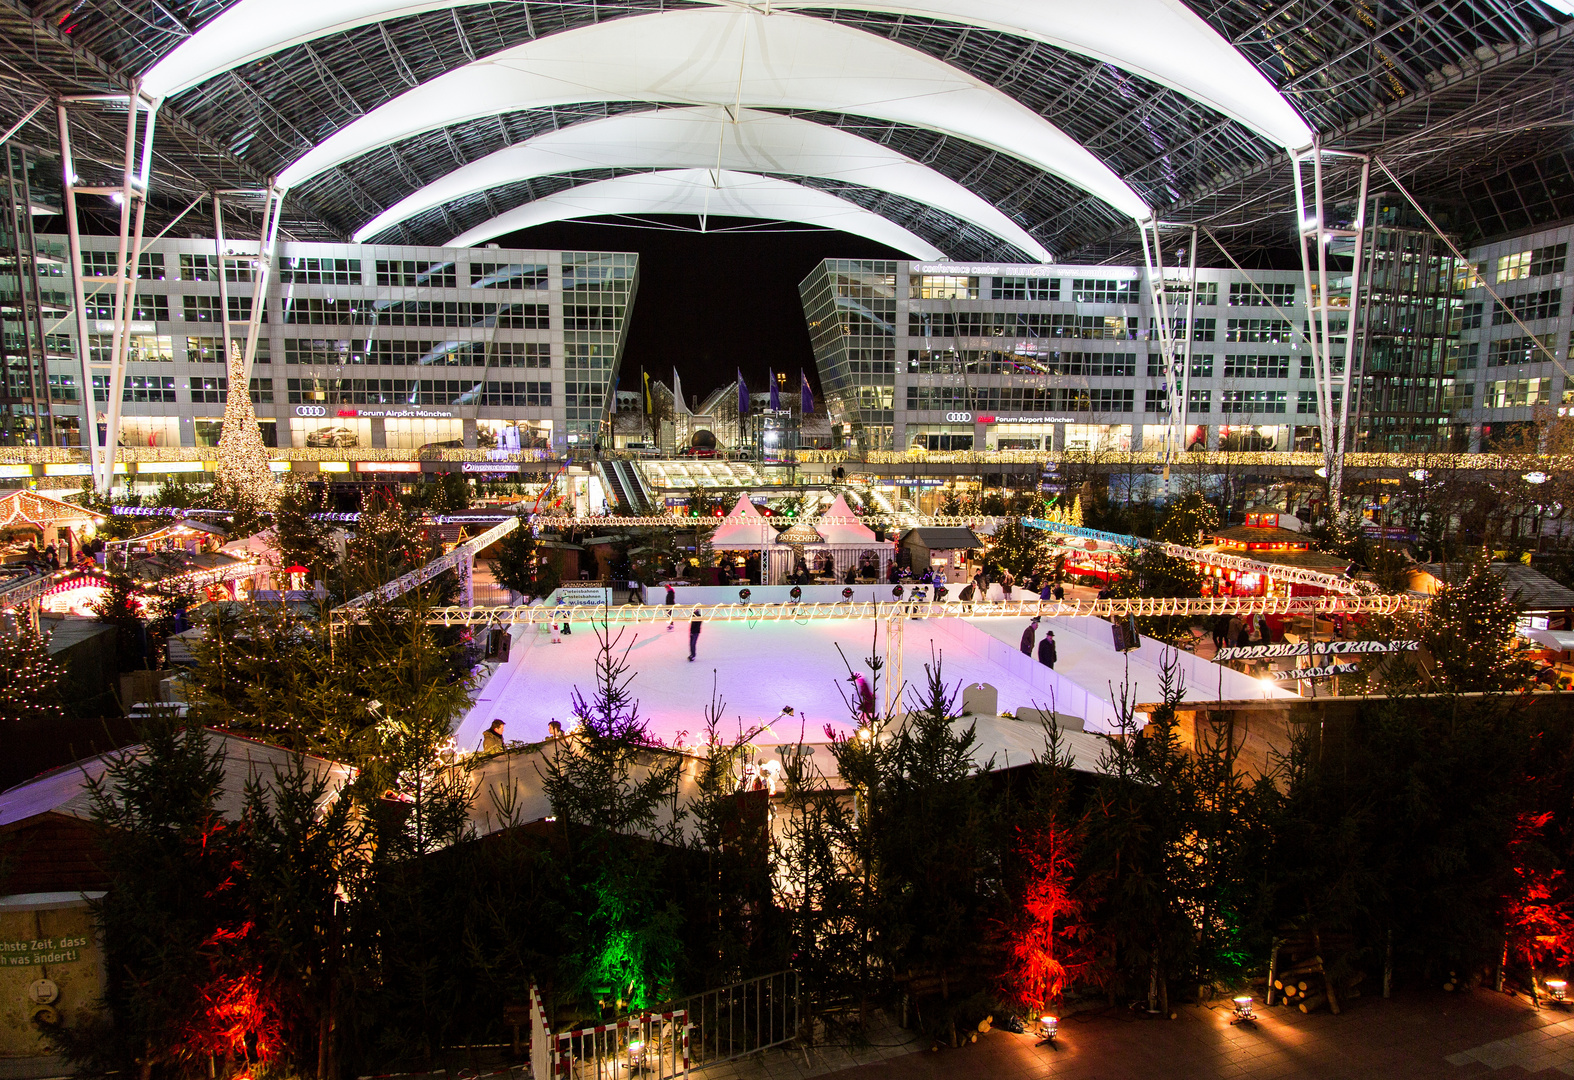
905, 386, 1135, 412
906, 311, 1296, 343
1144, 389, 1340, 415
282, 339, 551, 368
1494, 244, 1567, 284
74, 253, 562, 290
279, 299, 552, 328
287, 378, 553, 407
90, 375, 273, 403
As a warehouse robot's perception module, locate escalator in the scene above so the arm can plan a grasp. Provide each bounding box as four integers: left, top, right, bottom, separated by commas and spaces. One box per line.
596, 461, 635, 514
615, 460, 653, 512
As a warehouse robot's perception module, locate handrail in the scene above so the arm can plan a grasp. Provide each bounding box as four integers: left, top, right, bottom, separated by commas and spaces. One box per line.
335, 515, 519, 611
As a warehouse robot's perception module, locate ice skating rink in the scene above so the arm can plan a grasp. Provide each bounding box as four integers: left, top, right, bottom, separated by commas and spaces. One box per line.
459, 614, 1064, 752
456, 608, 1289, 753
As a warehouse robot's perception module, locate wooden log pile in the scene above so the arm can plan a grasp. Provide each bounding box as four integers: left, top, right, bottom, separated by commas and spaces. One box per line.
1266, 928, 1365, 1015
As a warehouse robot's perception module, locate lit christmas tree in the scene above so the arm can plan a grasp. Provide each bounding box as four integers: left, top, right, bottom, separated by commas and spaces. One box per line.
0, 625, 65, 724
211, 342, 277, 516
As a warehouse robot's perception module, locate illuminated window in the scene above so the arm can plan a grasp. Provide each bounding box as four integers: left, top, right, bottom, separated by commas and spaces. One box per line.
910, 275, 979, 300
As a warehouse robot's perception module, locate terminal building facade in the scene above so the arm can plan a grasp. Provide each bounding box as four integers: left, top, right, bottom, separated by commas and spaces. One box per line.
9, 234, 636, 464
800, 240, 1572, 457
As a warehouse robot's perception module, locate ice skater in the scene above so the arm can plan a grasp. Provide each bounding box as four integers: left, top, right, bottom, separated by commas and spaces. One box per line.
665, 583, 677, 630
688, 608, 702, 661
848, 671, 877, 723
1020, 616, 1040, 656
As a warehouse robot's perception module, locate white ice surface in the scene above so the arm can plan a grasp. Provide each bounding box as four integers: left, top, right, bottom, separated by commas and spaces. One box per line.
462, 616, 1070, 753
458, 610, 1290, 755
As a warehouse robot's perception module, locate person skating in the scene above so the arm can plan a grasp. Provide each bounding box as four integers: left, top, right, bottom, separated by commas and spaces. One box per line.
1037, 631, 1057, 669
665, 583, 677, 630
848, 671, 877, 723
688, 608, 702, 661
1020, 617, 1040, 656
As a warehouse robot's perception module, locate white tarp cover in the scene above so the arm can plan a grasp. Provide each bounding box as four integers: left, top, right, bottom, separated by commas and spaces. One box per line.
275, 9, 1147, 218
143, 0, 1309, 147
446, 170, 943, 258
1528, 629, 1574, 652
354, 106, 1052, 260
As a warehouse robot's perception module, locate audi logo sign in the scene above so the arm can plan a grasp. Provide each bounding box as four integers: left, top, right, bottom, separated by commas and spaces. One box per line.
295, 405, 327, 417
944, 412, 973, 423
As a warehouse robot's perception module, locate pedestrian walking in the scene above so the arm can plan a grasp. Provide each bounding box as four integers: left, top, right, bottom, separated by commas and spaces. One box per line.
1020, 617, 1040, 656
1211, 614, 1228, 651
551, 620, 562, 644
1053, 583, 1065, 602
1037, 632, 1057, 670
688, 608, 702, 661
1039, 581, 1055, 602
665, 583, 677, 630
1227, 614, 1244, 648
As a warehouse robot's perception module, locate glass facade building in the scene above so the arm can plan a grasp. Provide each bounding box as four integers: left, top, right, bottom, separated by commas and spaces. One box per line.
31, 237, 636, 456
801, 258, 1311, 455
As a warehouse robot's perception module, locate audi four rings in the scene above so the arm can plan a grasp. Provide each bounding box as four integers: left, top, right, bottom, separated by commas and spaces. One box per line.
944, 412, 972, 423
296, 405, 328, 417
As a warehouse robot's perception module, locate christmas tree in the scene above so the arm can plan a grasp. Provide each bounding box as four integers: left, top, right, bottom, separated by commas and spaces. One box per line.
0, 624, 65, 724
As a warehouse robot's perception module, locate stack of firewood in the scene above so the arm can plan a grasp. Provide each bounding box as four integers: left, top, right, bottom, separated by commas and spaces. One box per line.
1267, 929, 1365, 1015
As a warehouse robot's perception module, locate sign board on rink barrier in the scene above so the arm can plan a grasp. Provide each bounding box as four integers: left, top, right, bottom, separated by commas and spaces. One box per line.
1215, 640, 1419, 662
1271, 663, 1360, 681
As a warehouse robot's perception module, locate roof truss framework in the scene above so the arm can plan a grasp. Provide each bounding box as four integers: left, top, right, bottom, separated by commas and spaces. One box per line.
0, 0, 1564, 256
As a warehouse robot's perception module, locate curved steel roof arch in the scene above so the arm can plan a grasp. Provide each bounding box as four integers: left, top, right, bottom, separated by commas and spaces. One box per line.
140, 0, 1309, 147
351, 105, 1053, 259
272, 8, 1150, 219
443, 168, 947, 256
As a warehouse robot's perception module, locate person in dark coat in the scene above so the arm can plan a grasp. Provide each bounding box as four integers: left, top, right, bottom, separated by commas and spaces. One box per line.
482, 719, 506, 753
1053, 583, 1065, 602
665, 583, 677, 630
1211, 615, 1229, 650
1037, 632, 1057, 669
1020, 617, 1040, 656
688, 608, 702, 661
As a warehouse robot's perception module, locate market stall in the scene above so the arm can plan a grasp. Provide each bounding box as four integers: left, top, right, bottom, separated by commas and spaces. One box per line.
708, 496, 791, 585
811, 494, 894, 583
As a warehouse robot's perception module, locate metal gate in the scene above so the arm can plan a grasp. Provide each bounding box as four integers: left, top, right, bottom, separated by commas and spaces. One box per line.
652, 970, 799, 1068
552, 1009, 690, 1079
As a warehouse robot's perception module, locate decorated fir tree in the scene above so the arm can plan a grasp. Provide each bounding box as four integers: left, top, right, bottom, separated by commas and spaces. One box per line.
0, 625, 65, 724
1419, 554, 1536, 692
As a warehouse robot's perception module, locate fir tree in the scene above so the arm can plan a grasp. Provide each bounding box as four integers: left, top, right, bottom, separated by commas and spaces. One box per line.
1419, 553, 1535, 692
271, 478, 337, 587
491, 519, 560, 599
538, 627, 685, 1009
0, 624, 65, 725
983, 520, 1049, 582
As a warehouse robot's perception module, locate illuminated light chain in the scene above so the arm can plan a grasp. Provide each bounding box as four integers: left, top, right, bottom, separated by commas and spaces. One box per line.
333, 594, 1426, 627
1024, 519, 1369, 595
0, 558, 263, 611
4, 445, 1574, 472
526, 513, 1007, 529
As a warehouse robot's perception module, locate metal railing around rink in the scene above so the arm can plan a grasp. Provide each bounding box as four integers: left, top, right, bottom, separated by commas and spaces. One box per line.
627, 970, 800, 1070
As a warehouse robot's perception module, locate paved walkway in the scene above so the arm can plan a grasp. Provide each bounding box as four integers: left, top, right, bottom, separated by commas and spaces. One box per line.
806, 992, 1574, 1080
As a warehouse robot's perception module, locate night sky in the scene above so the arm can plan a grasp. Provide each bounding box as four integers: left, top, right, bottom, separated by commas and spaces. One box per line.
496, 217, 902, 402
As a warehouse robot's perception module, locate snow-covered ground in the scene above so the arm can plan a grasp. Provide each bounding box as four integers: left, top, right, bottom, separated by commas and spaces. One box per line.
457, 606, 1289, 754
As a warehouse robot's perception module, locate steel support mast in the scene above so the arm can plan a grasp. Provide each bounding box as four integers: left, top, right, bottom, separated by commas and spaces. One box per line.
1290, 145, 1370, 513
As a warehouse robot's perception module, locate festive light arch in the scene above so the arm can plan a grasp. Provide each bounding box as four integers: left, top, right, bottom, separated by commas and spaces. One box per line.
354, 106, 1053, 260
273, 8, 1149, 219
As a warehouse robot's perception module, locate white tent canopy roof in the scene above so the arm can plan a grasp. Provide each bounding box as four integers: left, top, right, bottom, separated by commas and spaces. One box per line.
816, 495, 883, 545
711, 494, 783, 548
142, 0, 1308, 147
445, 170, 945, 258
354, 106, 1052, 260
274, 9, 1148, 218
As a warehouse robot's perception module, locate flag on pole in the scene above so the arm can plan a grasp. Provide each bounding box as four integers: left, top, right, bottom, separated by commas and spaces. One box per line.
673, 366, 690, 414
769, 368, 780, 412
800, 370, 814, 415
737, 369, 749, 416
642, 370, 653, 415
